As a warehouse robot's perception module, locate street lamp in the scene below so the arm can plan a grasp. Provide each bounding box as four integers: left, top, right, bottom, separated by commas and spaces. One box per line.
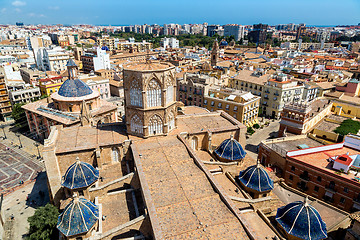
15, 133, 22, 149
0, 125, 6, 140
34, 142, 41, 159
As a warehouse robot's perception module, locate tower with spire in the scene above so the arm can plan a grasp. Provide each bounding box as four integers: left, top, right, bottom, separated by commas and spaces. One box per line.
211, 39, 219, 67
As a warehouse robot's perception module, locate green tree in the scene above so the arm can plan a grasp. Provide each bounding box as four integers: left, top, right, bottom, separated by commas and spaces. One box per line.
334, 119, 360, 136
11, 103, 26, 128
27, 204, 59, 240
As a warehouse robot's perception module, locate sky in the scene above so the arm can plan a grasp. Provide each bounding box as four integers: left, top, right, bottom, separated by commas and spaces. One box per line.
0, 0, 359, 26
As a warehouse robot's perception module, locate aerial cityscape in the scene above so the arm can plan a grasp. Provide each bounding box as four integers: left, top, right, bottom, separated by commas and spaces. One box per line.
0, 0, 359, 239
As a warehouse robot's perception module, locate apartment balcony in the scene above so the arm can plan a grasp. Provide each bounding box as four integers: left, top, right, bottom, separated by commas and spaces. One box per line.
265, 90, 270, 93
274, 93, 279, 96
264, 97, 269, 100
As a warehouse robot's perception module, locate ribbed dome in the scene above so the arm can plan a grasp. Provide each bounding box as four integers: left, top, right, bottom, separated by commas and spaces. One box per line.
238, 163, 274, 192
214, 136, 246, 161
61, 160, 99, 190
57, 197, 99, 237
58, 78, 93, 98
276, 198, 327, 240
220, 40, 228, 46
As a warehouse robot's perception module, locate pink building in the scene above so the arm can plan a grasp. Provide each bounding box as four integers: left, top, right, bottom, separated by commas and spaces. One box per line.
335, 79, 360, 97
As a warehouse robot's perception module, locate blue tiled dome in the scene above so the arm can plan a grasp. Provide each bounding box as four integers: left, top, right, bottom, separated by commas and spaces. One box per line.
276, 198, 327, 240
220, 40, 228, 46
58, 79, 93, 98
57, 197, 99, 237
101, 46, 109, 51
62, 160, 99, 189
214, 137, 246, 161
238, 163, 274, 192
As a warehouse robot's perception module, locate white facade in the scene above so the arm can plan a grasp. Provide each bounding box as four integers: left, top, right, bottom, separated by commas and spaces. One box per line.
36, 47, 69, 72
160, 37, 179, 49
93, 47, 110, 72
224, 25, 245, 41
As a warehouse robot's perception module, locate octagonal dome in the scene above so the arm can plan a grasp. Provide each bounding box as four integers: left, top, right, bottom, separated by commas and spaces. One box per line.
276, 198, 327, 240
214, 136, 246, 161
238, 163, 274, 193
61, 160, 99, 190
57, 197, 99, 237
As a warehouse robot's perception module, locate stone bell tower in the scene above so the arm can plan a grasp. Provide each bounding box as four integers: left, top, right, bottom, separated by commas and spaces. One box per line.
211, 39, 219, 67
123, 61, 177, 138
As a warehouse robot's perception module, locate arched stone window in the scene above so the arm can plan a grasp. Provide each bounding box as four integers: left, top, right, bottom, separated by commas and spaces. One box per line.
167, 111, 175, 131
147, 79, 161, 108
130, 114, 143, 134
130, 80, 142, 107
148, 114, 163, 135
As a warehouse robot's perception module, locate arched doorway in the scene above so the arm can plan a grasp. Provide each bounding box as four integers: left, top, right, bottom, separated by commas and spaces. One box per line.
191, 136, 198, 150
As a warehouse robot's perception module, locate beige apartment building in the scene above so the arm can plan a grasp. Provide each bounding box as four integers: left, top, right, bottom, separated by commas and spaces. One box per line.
229, 69, 272, 97
0, 75, 12, 121
177, 73, 221, 107
203, 87, 260, 127
116, 40, 152, 52
262, 73, 305, 118
97, 36, 115, 51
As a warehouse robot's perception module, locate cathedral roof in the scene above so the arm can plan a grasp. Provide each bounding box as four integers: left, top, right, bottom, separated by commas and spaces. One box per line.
57, 197, 99, 237
214, 136, 246, 161
58, 78, 93, 98
61, 160, 99, 189
276, 198, 327, 240
238, 163, 274, 192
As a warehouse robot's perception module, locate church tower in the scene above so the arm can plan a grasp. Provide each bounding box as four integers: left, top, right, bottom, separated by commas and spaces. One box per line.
123, 61, 177, 138
211, 39, 219, 66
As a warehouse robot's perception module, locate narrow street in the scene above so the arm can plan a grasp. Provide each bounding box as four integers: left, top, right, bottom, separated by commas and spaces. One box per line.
245, 119, 280, 160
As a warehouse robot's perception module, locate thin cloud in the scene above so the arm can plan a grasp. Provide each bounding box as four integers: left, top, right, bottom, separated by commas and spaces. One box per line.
12, 1, 26, 7
1, 8, 6, 13
15, 8, 21, 13
28, 12, 46, 18
49, 6, 60, 10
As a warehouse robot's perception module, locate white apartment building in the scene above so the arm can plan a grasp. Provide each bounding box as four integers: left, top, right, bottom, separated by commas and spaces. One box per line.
281, 41, 334, 50
93, 47, 111, 72
223, 25, 245, 41
8, 87, 41, 105
36, 47, 70, 72
160, 37, 179, 49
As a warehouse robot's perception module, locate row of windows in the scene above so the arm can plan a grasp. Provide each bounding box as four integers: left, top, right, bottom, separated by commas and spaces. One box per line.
289, 167, 351, 193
